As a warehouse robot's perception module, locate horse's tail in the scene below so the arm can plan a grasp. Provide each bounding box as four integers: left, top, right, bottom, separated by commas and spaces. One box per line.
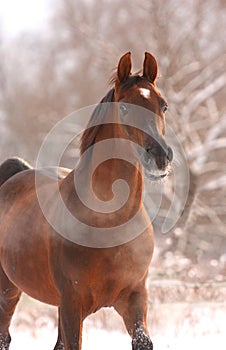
0, 157, 33, 187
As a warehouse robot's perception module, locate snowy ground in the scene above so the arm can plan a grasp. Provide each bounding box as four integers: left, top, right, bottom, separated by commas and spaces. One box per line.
9, 326, 226, 350
9, 295, 226, 350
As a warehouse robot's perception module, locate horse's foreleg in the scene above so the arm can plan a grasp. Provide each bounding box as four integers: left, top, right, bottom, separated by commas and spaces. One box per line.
0, 265, 21, 350
53, 307, 64, 350
115, 283, 153, 350
58, 292, 83, 350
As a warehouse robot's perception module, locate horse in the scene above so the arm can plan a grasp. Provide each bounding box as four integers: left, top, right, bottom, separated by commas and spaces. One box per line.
0, 52, 173, 349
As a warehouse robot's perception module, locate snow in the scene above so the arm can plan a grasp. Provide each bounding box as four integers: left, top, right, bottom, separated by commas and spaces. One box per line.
9, 306, 226, 350
9, 327, 226, 350
8, 295, 226, 349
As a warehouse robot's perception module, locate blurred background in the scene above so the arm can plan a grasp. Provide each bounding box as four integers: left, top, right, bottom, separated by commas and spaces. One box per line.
0, 0, 226, 349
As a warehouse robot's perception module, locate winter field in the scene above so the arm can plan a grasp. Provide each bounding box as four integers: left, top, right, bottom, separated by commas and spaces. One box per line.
9, 287, 226, 350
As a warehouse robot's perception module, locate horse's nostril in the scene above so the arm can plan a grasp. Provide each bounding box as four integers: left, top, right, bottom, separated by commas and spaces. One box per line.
146, 146, 153, 154
167, 147, 173, 162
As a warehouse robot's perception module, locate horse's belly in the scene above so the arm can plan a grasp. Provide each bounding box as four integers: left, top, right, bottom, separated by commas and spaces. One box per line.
1, 244, 60, 305
1, 245, 60, 305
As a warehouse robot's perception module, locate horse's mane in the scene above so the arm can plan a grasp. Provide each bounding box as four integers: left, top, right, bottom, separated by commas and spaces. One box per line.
80, 74, 145, 155
80, 88, 115, 155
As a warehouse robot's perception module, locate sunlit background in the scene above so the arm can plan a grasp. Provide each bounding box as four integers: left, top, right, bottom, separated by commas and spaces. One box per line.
0, 0, 226, 349
0, 0, 49, 37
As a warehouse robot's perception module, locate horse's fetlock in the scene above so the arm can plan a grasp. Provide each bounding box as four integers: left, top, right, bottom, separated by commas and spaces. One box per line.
132, 322, 153, 350
0, 333, 11, 350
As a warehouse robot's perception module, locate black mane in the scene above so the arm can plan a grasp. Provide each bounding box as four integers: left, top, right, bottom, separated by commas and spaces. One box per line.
80, 88, 115, 155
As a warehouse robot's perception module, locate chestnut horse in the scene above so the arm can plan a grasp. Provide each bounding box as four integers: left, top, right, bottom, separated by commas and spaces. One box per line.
0, 52, 172, 349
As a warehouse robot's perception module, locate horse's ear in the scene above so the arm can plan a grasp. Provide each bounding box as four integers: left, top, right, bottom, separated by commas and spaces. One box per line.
143, 52, 158, 84
117, 52, 132, 83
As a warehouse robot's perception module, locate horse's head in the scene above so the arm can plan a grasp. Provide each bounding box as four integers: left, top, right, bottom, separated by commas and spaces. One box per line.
114, 52, 173, 180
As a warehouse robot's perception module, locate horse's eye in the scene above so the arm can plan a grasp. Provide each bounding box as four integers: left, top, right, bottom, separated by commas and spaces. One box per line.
120, 104, 128, 117
162, 104, 168, 113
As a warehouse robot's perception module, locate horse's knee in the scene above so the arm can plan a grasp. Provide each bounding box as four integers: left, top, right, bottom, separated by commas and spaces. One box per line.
0, 282, 21, 335
0, 287, 21, 317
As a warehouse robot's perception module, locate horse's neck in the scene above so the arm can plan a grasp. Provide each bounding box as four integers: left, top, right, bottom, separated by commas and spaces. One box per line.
91, 157, 143, 204
80, 122, 143, 203
60, 119, 145, 225
60, 141, 144, 223
58, 149, 149, 244
76, 146, 143, 208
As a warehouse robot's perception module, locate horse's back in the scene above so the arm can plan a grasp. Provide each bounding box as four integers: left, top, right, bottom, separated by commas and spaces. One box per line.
0, 162, 71, 197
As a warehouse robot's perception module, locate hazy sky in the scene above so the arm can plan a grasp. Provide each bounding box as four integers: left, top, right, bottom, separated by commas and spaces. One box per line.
0, 0, 50, 37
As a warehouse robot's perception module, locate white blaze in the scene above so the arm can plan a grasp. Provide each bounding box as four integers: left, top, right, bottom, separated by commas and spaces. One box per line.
139, 88, 150, 99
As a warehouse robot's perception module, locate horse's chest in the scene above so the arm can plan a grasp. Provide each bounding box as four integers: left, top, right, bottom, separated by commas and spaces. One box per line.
106, 244, 152, 283
54, 231, 153, 312
89, 240, 153, 306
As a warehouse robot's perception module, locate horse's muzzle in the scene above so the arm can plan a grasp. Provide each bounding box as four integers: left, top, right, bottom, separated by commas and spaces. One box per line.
140, 144, 173, 180
146, 143, 173, 168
